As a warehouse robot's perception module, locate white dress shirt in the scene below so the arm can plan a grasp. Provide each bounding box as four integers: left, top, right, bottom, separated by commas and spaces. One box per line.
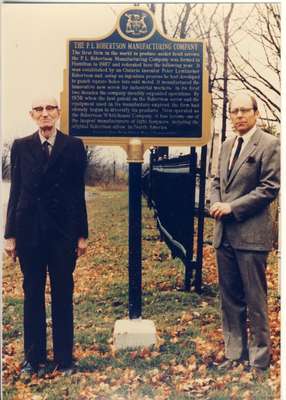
38, 129, 57, 155
228, 124, 257, 169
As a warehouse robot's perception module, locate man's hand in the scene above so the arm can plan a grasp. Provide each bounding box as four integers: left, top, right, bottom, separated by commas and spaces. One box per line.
210, 202, 232, 220
4, 238, 17, 262
77, 237, 88, 257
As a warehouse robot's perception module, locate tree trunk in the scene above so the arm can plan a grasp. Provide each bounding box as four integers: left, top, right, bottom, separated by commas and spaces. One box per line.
221, 4, 234, 143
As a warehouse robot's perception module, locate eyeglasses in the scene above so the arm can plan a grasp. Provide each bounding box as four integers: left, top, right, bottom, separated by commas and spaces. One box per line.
32, 105, 58, 113
230, 107, 254, 115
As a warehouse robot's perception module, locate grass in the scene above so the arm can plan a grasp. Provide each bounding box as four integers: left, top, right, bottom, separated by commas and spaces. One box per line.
2, 186, 280, 399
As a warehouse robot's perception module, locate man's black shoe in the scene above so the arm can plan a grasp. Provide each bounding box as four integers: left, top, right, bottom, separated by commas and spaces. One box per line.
217, 359, 243, 371
37, 363, 48, 379
217, 359, 233, 370
243, 364, 268, 377
251, 366, 268, 375
56, 362, 75, 376
20, 361, 38, 373
19, 361, 38, 381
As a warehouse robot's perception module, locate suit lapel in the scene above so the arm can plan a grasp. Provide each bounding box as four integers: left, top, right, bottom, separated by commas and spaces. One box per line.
226, 129, 262, 187
28, 131, 46, 164
222, 137, 236, 186
28, 130, 68, 173
46, 130, 68, 170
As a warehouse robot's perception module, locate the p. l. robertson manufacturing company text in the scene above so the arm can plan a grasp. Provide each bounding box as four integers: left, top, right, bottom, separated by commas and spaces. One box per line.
69, 40, 203, 138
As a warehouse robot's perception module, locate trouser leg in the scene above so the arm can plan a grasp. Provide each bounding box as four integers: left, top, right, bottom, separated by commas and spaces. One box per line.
18, 248, 47, 366
216, 240, 248, 361
48, 241, 77, 366
235, 250, 270, 368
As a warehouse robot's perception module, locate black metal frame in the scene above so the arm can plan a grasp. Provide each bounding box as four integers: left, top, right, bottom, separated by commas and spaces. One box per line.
143, 146, 208, 293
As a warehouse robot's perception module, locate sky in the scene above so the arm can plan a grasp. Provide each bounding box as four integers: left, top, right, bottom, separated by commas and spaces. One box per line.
1, 3, 133, 162
2, 2, 278, 162
2, 2, 207, 162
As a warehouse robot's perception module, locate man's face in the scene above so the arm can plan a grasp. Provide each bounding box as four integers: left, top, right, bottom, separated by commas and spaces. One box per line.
30, 97, 60, 131
229, 94, 259, 135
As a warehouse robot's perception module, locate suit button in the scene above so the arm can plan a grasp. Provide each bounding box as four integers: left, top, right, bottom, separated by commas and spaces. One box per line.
37, 197, 41, 201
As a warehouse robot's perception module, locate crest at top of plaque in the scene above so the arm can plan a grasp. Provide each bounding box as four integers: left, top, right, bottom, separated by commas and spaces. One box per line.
118, 8, 155, 41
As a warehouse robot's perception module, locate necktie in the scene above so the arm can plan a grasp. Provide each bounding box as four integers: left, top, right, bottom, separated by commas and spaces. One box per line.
42, 141, 50, 163
228, 137, 243, 177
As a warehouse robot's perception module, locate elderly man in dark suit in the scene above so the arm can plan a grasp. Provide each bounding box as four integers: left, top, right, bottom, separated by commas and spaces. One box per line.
4, 96, 88, 377
210, 92, 280, 373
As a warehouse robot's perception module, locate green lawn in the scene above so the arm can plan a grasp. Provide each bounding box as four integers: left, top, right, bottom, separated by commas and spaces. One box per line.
2, 188, 280, 399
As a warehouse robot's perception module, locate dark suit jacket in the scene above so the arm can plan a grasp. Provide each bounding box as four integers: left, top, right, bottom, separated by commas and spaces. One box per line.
210, 128, 280, 251
5, 130, 88, 248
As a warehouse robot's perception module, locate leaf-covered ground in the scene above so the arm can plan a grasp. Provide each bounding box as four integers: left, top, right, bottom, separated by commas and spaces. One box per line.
3, 188, 280, 399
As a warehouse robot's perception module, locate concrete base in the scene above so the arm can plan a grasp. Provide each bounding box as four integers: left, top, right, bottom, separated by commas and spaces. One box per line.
113, 319, 157, 350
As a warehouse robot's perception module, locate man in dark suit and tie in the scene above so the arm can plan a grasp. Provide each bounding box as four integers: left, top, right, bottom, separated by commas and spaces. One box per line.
210, 92, 280, 373
4, 96, 88, 377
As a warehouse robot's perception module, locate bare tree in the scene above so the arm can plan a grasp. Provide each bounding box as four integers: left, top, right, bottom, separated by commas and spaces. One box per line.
221, 4, 234, 142
85, 146, 127, 186
153, 4, 280, 123
140, 2, 280, 149
148, 3, 155, 14
161, 3, 168, 35
2, 142, 11, 180
85, 146, 107, 185
228, 4, 280, 125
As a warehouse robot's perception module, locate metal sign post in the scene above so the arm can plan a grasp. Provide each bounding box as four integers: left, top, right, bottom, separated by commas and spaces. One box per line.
113, 139, 157, 350
127, 139, 144, 319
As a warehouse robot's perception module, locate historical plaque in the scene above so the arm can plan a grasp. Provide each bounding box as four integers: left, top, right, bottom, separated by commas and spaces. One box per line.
62, 7, 211, 147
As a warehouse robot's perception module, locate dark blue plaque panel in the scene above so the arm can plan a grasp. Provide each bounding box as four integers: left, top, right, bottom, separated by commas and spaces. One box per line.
69, 29, 203, 138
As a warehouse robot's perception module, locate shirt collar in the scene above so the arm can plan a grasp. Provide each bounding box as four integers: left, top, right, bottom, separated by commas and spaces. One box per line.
38, 129, 57, 146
